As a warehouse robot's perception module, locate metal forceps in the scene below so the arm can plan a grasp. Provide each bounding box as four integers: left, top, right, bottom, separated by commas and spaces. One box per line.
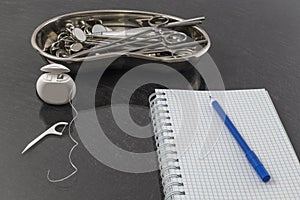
136, 39, 208, 58
69, 29, 188, 58
67, 15, 205, 59
22, 122, 68, 154
87, 15, 205, 39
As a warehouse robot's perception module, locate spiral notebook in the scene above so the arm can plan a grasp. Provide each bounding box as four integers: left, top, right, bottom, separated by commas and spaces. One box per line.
149, 89, 300, 200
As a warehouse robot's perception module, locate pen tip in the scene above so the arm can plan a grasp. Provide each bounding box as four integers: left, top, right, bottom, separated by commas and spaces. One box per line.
21, 148, 27, 154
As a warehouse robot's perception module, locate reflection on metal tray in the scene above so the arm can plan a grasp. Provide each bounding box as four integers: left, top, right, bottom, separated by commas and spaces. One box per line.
31, 10, 211, 64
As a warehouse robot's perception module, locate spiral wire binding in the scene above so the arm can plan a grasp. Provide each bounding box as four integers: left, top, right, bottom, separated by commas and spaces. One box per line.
149, 92, 185, 200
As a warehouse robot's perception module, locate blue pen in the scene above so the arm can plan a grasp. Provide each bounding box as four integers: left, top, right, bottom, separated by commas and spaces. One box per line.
210, 97, 271, 182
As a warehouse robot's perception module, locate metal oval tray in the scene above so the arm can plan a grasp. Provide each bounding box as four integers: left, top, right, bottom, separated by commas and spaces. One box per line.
31, 10, 211, 64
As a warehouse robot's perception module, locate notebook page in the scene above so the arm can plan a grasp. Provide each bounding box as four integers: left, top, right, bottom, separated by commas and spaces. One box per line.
156, 89, 300, 199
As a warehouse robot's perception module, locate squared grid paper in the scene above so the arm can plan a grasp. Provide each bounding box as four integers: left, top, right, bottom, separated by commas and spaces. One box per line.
154, 89, 300, 200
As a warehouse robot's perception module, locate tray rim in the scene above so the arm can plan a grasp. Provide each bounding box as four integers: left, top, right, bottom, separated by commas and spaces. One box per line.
31, 9, 211, 63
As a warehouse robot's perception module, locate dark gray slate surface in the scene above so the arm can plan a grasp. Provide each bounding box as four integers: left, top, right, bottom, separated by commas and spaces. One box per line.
0, 0, 299, 199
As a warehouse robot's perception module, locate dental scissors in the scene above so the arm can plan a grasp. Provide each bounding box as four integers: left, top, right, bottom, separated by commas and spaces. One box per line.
148, 16, 205, 28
